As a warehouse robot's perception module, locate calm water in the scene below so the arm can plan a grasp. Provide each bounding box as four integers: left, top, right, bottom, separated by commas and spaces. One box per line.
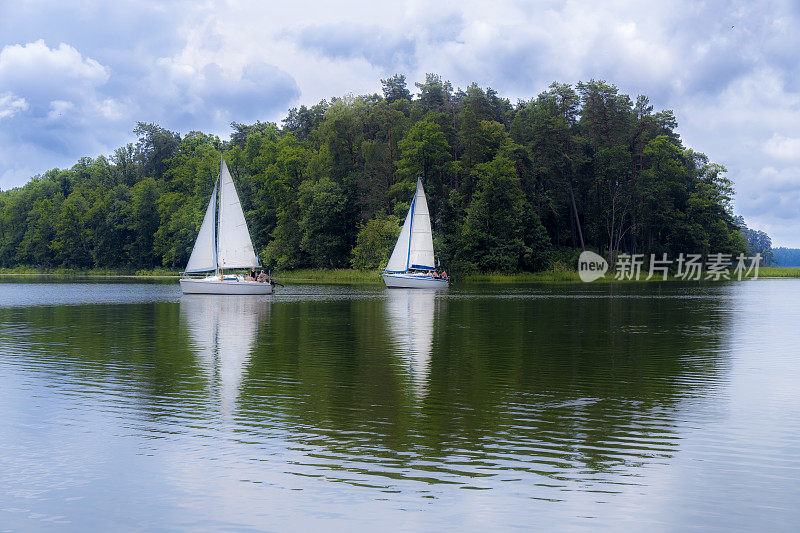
0, 279, 798, 531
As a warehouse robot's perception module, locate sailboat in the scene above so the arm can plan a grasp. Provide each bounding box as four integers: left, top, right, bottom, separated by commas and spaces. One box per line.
180, 158, 275, 295
382, 177, 448, 289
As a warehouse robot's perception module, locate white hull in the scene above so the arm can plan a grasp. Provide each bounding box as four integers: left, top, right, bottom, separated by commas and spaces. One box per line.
180, 277, 274, 295
382, 273, 448, 289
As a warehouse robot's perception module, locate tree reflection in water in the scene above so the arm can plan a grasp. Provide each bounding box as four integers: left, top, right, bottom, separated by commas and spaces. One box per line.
233, 287, 732, 490
0, 283, 734, 493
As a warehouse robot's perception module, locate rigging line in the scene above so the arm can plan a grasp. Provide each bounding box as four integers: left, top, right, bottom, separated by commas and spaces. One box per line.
213, 177, 220, 272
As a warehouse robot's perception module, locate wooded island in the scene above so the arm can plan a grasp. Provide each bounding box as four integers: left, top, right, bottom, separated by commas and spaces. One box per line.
0, 75, 751, 274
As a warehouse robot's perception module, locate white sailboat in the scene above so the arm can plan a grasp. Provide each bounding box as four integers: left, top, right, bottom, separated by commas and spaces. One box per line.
382, 177, 448, 289
180, 159, 275, 295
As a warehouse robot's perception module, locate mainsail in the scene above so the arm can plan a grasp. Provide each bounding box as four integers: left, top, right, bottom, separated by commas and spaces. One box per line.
184, 159, 260, 273
385, 178, 435, 272
217, 160, 259, 269
408, 178, 435, 269
185, 180, 218, 273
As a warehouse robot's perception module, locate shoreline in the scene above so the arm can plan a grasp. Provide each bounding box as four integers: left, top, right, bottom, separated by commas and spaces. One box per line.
1, 266, 798, 283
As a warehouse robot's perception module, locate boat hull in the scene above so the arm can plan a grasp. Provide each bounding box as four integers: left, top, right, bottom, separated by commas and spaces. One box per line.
180, 278, 275, 295
382, 273, 449, 289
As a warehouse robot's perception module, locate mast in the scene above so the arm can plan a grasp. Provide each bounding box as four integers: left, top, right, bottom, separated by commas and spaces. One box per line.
215, 159, 220, 276
406, 194, 416, 271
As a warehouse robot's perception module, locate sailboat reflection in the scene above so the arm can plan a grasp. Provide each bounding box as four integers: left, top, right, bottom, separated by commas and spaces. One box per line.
385, 289, 436, 398
180, 295, 269, 415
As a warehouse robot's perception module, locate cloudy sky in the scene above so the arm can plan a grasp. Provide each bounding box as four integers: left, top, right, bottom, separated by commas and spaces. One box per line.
1, 0, 799, 244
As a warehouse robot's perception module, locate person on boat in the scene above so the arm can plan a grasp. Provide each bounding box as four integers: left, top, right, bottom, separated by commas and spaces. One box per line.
257, 270, 267, 282
246, 268, 256, 281
441, 270, 448, 280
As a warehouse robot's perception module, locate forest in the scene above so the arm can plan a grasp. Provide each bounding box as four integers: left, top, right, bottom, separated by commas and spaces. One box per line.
0, 74, 750, 273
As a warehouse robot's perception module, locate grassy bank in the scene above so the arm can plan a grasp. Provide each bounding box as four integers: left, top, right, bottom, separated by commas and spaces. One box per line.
462, 265, 800, 283
276, 266, 800, 283
1, 266, 797, 283
461, 270, 582, 283
756, 266, 800, 278
0, 266, 381, 283
278, 269, 383, 283
0, 266, 180, 277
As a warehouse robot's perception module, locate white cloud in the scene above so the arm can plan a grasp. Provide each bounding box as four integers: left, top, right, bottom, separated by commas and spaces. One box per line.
0, 93, 28, 120
0, 40, 109, 99
46, 99, 76, 121
98, 98, 125, 121
0, 39, 118, 127
756, 166, 800, 194
763, 134, 800, 162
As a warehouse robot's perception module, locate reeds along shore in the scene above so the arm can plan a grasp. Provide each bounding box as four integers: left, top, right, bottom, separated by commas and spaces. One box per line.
1, 266, 798, 283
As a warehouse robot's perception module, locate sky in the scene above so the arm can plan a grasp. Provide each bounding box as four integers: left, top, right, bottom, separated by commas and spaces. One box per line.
1, 0, 800, 245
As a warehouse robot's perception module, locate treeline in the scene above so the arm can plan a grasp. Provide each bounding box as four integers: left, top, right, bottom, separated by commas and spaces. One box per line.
771, 247, 800, 267
0, 74, 747, 273
736, 219, 775, 265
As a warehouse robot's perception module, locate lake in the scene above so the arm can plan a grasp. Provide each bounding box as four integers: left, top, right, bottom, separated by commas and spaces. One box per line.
0, 279, 798, 531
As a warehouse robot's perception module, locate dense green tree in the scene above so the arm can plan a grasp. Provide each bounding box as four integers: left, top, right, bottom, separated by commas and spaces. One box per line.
593, 144, 633, 261
394, 120, 450, 216
230, 121, 277, 148
741, 226, 773, 264
110, 144, 138, 187
133, 122, 181, 180
93, 186, 134, 267
460, 155, 526, 271
282, 101, 329, 141
165, 132, 221, 196
153, 193, 200, 268
51, 191, 92, 267
20, 195, 61, 266
576, 80, 633, 149
510, 84, 580, 248
351, 215, 402, 270
263, 202, 304, 270
316, 98, 368, 183
129, 177, 160, 267
520, 203, 552, 271
381, 74, 412, 103
415, 73, 453, 114
298, 177, 350, 268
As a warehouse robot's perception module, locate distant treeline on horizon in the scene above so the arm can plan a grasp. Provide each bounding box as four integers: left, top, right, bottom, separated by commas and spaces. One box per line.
0, 74, 761, 273
771, 247, 800, 268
